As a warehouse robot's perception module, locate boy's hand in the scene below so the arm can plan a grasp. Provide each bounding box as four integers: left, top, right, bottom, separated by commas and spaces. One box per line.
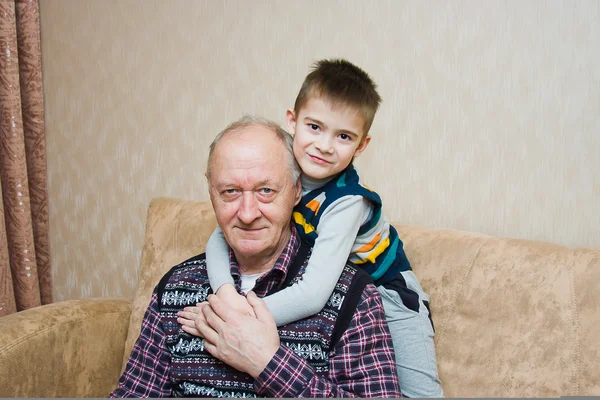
178, 303, 208, 337
215, 283, 256, 318
177, 284, 255, 338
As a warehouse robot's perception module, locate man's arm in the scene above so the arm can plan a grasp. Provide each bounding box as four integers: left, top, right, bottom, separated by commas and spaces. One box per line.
197, 287, 401, 398
109, 291, 172, 398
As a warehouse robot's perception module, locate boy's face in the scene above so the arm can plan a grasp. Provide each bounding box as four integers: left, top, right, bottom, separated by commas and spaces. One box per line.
286, 96, 371, 180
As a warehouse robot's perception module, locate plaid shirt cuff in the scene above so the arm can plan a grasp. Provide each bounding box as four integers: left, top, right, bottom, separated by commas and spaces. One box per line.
254, 345, 313, 397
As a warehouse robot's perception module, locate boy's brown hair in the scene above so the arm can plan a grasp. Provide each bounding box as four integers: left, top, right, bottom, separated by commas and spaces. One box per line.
294, 58, 382, 135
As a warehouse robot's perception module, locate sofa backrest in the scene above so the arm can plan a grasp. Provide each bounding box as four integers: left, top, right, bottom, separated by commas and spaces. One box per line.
122, 198, 217, 370
123, 197, 600, 397
395, 223, 600, 397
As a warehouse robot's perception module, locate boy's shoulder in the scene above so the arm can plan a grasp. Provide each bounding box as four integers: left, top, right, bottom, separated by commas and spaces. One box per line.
321, 165, 382, 204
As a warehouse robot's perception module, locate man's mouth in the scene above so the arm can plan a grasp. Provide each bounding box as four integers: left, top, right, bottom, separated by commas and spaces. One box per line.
235, 226, 265, 233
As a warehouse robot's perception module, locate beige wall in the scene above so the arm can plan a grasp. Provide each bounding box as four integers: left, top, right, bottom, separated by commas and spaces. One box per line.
39, 0, 600, 301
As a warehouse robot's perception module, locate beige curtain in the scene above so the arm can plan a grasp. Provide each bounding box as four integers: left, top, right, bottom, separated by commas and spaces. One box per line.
0, 0, 50, 317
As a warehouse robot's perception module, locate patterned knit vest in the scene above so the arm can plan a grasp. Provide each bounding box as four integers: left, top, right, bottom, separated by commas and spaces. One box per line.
293, 164, 411, 286
157, 243, 368, 398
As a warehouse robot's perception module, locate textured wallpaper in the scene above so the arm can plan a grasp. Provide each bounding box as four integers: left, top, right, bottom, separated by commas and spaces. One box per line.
38, 0, 600, 301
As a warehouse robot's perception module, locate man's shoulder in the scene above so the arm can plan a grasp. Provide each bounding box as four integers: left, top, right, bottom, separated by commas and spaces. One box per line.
174, 252, 208, 271
156, 252, 208, 301
344, 263, 383, 308
338, 262, 374, 293
339, 263, 387, 322
329, 263, 379, 346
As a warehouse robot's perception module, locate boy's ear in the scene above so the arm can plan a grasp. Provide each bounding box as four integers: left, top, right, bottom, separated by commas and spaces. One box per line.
353, 135, 371, 158
285, 108, 297, 133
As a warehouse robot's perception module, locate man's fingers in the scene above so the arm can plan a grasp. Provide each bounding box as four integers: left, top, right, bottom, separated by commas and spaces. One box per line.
181, 324, 203, 337
203, 338, 219, 359
195, 307, 221, 344
177, 315, 196, 329
207, 294, 234, 324
178, 310, 200, 321
246, 291, 275, 324
202, 299, 226, 332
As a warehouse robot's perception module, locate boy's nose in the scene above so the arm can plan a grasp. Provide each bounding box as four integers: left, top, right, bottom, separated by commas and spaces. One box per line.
314, 136, 333, 153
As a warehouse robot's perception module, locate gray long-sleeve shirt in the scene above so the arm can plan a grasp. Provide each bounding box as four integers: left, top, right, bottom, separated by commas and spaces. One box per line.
206, 174, 372, 326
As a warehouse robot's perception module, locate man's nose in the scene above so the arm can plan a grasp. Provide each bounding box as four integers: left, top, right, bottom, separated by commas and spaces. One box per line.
237, 191, 261, 224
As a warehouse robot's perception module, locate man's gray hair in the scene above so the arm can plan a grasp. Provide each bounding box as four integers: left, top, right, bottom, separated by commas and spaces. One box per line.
206, 115, 301, 183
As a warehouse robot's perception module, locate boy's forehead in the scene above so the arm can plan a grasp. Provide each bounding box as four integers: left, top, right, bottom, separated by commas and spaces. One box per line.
299, 94, 369, 136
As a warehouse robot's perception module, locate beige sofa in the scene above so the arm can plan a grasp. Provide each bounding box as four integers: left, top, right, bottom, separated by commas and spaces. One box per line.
1, 197, 598, 397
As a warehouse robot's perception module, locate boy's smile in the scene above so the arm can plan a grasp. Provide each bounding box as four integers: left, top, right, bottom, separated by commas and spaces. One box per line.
286, 96, 371, 180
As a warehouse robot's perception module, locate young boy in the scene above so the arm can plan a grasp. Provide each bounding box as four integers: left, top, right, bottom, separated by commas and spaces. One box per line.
187, 59, 443, 398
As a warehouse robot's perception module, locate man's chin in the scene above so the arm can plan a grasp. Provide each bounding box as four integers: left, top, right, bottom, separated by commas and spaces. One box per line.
233, 238, 267, 255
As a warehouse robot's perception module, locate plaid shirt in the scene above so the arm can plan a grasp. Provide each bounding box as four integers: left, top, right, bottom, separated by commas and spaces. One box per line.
110, 227, 400, 398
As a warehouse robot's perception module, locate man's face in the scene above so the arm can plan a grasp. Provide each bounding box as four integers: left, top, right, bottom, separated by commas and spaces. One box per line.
207, 125, 302, 270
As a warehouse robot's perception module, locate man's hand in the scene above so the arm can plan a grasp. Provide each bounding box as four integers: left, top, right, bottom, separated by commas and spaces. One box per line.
196, 291, 280, 378
177, 285, 255, 337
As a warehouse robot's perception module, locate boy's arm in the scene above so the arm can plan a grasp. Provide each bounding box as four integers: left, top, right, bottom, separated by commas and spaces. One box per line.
264, 195, 370, 326
206, 226, 235, 292
255, 283, 401, 397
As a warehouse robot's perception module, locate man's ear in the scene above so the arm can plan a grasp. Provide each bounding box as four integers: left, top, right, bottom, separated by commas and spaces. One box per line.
353, 135, 371, 158
205, 172, 212, 195
285, 108, 297, 133
293, 178, 302, 206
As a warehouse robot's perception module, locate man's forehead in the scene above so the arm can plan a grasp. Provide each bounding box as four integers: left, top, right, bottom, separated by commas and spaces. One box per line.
211, 151, 289, 186
221, 124, 278, 145
211, 167, 288, 189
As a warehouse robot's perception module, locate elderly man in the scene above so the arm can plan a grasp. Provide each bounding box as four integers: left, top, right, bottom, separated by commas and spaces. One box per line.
110, 116, 400, 398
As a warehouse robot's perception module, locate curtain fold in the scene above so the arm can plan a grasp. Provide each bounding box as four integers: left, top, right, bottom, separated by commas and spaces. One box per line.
0, 0, 50, 317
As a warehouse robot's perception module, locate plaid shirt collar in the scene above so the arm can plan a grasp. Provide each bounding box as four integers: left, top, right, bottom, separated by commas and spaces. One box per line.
228, 224, 301, 297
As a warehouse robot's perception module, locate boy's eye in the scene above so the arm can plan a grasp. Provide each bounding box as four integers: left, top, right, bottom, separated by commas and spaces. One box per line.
308, 123, 320, 131
339, 133, 351, 141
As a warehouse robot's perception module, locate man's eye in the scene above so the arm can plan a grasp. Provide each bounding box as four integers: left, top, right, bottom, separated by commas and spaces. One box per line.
260, 188, 273, 194
222, 189, 238, 197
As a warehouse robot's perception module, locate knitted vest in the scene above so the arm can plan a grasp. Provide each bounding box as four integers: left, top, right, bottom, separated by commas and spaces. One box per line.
293, 165, 411, 286
157, 242, 370, 398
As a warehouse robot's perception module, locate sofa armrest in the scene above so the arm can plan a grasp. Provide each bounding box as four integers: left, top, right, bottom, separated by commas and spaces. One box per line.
0, 298, 131, 398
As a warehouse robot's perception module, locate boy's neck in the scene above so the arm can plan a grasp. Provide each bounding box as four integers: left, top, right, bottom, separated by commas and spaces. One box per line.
301, 164, 355, 193
301, 173, 334, 193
